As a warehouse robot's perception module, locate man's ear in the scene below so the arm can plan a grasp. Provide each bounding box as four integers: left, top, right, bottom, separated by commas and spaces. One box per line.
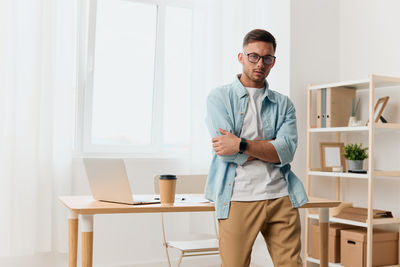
238, 52, 243, 64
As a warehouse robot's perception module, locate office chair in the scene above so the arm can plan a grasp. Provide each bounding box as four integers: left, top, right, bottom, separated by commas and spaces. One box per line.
153, 174, 219, 267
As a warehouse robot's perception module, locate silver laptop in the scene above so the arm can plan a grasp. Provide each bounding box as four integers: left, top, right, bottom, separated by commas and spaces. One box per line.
83, 158, 160, 205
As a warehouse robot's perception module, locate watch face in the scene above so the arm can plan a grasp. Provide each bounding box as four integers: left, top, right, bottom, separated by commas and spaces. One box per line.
239, 138, 247, 153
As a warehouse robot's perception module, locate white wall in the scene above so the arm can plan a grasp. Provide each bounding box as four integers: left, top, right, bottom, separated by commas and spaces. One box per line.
290, 0, 342, 184
339, 0, 400, 80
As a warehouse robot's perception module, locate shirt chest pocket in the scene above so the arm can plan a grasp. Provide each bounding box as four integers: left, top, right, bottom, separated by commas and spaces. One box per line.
261, 115, 276, 139
261, 105, 285, 139
275, 112, 286, 130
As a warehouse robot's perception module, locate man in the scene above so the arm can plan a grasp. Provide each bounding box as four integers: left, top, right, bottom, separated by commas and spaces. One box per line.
205, 29, 308, 267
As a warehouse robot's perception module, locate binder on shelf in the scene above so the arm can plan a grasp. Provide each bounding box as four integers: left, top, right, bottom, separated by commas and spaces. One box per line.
316, 86, 356, 128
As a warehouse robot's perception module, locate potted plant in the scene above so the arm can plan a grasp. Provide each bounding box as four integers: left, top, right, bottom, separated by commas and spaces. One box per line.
343, 143, 368, 171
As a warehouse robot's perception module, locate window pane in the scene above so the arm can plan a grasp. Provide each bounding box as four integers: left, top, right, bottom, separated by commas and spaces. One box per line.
163, 6, 192, 150
91, 0, 157, 146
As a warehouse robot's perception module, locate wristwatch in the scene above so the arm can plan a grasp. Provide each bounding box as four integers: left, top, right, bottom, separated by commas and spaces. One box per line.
239, 138, 247, 154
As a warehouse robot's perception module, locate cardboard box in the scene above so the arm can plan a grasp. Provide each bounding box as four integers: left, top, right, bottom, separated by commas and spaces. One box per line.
341, 228, 398, 267
311, 223, 356, 263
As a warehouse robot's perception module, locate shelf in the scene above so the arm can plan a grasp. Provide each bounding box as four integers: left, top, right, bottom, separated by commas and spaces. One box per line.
309, 123, 400, 133
372, 217, 400, 225
308, 214, 400, 227
309, 126, 368, 132
309, 79, 369, 90
374, 170, 400, 177
306, 256, 343, 267
308, 170, 400, 178
309, 74, 400, 90
308, 213, 367, 227
307, 257, 399, 267
374, 123, 400, 130
308, 171, 368, 179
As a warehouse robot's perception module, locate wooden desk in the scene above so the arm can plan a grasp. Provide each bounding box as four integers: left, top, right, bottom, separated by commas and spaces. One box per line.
59, 195, 214, 267
59, 195, 339, 267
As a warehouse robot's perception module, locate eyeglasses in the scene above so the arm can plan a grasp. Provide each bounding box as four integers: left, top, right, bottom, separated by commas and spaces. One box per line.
243, 51, 276, 65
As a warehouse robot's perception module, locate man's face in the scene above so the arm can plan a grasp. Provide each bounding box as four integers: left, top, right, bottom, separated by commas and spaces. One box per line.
238, 41, 275, 86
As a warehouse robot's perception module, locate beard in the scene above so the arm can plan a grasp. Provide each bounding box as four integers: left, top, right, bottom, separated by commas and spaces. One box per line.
244, 67, 267, 83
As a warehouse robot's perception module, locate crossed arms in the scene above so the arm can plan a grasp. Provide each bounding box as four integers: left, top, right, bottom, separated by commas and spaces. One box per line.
205, 91, 298, 167
212, 128, 280, 163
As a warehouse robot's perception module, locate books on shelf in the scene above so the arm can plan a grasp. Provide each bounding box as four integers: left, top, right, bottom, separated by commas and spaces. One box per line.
316, 86, 356, 128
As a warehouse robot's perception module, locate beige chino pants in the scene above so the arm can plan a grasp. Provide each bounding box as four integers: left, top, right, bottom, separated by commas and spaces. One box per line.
218, 196, 302, 267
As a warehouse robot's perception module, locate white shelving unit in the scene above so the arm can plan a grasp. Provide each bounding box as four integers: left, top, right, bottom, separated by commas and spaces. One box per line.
305, 74, 400, 267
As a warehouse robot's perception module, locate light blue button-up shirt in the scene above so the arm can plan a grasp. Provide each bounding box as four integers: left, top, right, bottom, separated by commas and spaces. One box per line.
205, 75, 308, 219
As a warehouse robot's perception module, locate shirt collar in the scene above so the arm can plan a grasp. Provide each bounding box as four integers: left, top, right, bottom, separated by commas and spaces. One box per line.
233, 74, 276, 103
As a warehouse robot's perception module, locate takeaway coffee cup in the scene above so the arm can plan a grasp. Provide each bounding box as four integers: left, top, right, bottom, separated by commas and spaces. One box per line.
159, 174, 177, 204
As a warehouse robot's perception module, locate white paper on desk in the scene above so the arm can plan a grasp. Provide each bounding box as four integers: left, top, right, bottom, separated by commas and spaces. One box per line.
175, 195, 211, 203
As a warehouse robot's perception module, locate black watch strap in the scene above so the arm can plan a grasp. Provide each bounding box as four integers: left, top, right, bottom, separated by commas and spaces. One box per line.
239, 138, 247, 154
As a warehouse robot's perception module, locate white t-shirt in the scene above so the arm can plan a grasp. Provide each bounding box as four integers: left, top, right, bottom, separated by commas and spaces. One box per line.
230, 87, 288, 201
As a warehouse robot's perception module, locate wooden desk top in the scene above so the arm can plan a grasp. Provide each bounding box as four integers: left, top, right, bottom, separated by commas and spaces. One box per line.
59, 195, 215, 215
60, 195, 340, 215
299, 197, 340, 209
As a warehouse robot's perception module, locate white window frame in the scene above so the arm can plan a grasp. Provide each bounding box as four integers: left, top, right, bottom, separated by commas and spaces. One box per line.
75, 0, 193, 157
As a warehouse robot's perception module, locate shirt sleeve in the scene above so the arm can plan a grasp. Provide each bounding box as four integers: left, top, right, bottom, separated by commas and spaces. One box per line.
269, 98, 298, 167
205, 90, 248, 166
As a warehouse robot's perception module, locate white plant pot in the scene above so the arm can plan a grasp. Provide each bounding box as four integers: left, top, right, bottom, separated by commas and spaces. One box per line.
348, 160, 364, 171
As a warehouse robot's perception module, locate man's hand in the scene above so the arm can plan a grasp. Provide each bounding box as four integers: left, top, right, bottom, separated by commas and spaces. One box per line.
212, 128, 240, 155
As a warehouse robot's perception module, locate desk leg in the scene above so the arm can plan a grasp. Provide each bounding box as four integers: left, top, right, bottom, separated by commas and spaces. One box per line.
68, 211, 78, 267
81, 215, 94, 267
319, 208, 329, 267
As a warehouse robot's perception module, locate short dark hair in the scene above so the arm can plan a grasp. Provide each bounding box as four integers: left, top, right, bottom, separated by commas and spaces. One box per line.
243, 29, 276, 51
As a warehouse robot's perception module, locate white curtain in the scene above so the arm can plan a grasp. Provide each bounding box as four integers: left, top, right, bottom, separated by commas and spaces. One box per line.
0, 0, 76, 257
189, 0, 270, 173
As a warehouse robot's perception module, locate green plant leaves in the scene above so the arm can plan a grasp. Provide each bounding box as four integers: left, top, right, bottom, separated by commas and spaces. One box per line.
343, 143, 368, 160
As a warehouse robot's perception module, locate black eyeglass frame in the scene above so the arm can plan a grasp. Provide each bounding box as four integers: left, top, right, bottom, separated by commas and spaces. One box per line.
242, 51, 276, 65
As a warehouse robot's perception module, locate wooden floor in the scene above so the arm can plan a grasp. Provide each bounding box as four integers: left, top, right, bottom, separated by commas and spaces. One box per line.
0, 253, 67, 267
0, 253, 265, 267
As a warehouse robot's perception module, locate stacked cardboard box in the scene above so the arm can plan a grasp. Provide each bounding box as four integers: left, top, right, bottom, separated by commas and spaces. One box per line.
340, 228, 398, 267
311, 223, 356, 263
